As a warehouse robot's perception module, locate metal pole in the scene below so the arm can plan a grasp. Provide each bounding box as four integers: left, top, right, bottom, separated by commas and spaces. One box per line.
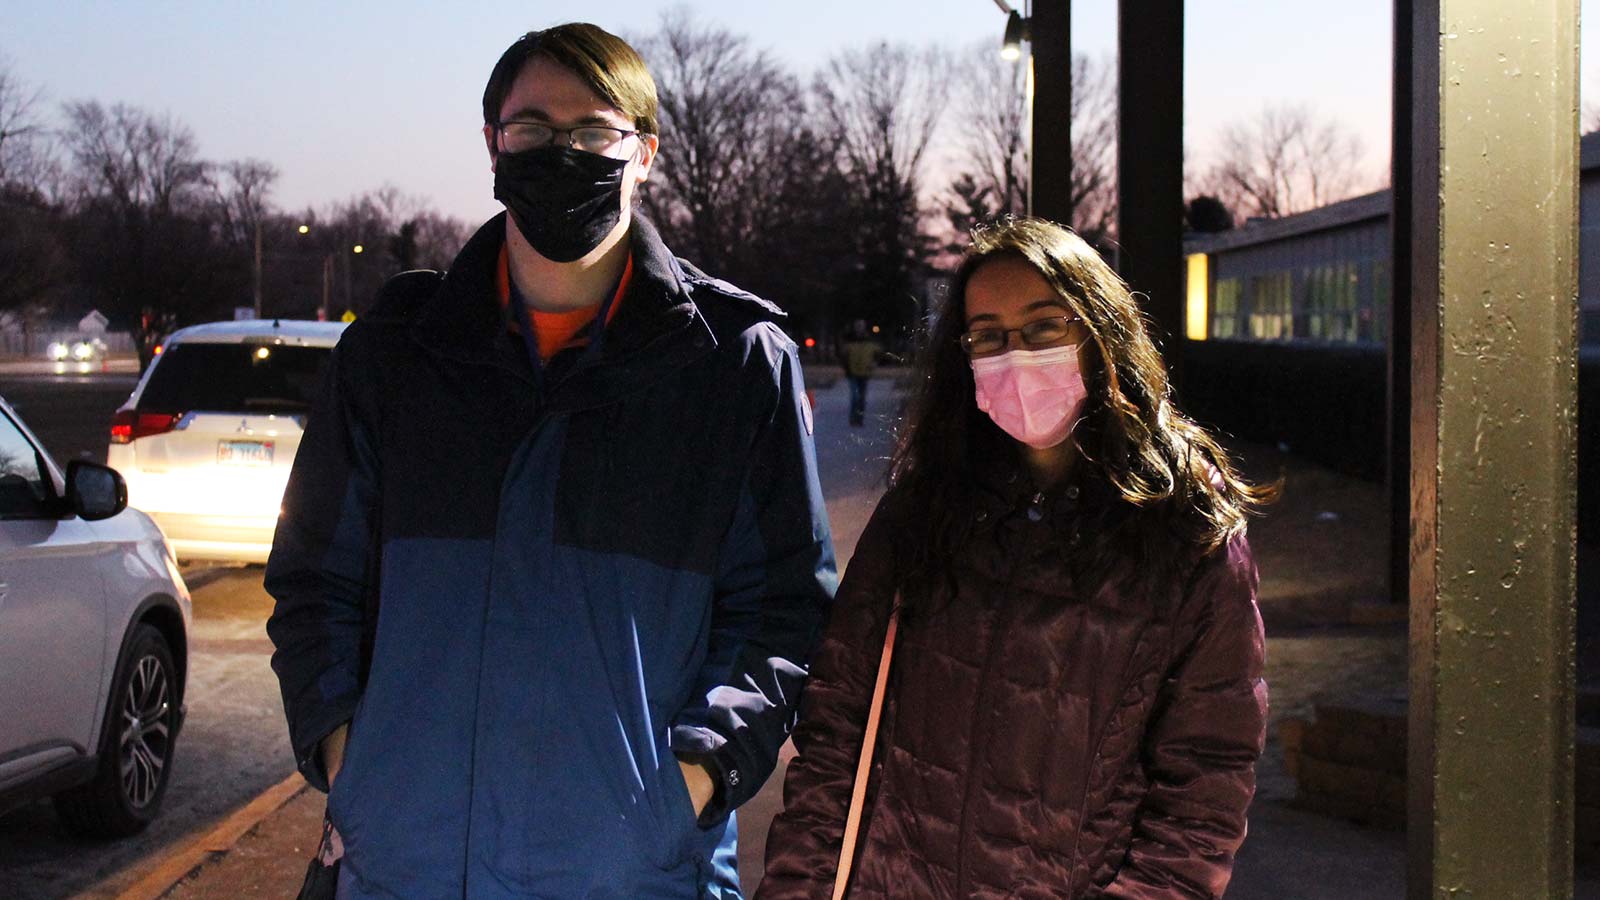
321, 255, 331, 321
1028, 0, 1072, 224
1115, 0, 1185, 377
253, 220, 263, 319
1405, 0, 1578, 895
1387, 1, 1413, 609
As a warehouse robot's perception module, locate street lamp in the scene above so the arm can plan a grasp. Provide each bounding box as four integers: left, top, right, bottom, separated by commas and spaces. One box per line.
1001, 10, 1030, 60
296, 227, 366, 321
990, 0, 1030, 61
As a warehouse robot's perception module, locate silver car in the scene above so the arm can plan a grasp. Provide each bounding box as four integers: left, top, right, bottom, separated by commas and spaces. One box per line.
0, 394, 192, 836
107, 319, 347, 564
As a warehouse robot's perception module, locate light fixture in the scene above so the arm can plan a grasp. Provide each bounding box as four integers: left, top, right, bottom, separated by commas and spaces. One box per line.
1001, 10, 1031, 61
352, 244, 364, 254
297, 224, 310, 234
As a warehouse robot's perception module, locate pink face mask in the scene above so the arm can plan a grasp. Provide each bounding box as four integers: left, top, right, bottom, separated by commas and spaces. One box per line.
970, 344, 1088, 449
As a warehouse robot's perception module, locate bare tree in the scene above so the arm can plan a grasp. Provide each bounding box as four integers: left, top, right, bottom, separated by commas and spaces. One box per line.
0, 56, 59, 203
0, 58, 67, 314
57, 101, 233, 335
950, 42, 1030, 218
940, 46, 1117, 247
1198, 103, 1371, 219
407, 210, 473, 270
818, 41, 948, 331
636, 9, 806, 275
60, 101, 209, 218
207, 158, 278, 248
1066, 53, 1118, 244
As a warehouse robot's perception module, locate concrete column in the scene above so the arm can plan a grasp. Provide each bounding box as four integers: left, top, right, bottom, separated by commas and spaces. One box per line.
1405, 1, 1579, 896
1115, 0, 1185, 368
1028, 0, 1072, 224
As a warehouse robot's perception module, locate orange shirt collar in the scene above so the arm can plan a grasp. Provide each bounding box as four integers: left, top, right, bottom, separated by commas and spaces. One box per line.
496, 243, 631, 361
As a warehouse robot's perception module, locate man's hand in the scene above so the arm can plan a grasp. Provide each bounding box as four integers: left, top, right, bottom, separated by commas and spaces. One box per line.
678, 758, 715, 818
322, 723, 350, 786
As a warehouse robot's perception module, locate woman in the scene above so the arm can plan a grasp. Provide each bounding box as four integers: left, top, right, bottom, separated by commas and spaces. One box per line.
761, 218, 1273, 899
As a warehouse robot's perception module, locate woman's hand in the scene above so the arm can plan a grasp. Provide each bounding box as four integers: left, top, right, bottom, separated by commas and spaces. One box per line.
678, 758, 714, 818
322, 723, 350, 786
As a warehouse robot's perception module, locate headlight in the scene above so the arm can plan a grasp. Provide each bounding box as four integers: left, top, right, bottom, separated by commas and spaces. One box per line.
47, 342, 69, 360
72, 341, 94, 360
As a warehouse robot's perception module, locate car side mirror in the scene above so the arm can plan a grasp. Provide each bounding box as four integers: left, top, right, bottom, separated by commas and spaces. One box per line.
66, 460, 127, 521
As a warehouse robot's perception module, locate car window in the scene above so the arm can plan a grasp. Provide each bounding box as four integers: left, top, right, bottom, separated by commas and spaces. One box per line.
137, 343, 333, 415
0, 410, 51, 519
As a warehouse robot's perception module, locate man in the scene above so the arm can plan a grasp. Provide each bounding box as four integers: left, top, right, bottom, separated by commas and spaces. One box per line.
266, 23, 836, 898
839, 319, 879, 427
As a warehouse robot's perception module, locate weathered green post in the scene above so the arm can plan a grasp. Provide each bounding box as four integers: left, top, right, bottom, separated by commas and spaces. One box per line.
1404, 1, 1579, 895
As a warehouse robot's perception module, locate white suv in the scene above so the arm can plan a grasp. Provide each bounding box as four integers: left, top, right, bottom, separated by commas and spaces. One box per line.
107, 320, 348, 564
0, 393, 192, 836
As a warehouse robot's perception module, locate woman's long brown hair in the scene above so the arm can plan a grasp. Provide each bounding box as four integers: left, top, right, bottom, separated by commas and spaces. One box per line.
888, 217, 1276, 604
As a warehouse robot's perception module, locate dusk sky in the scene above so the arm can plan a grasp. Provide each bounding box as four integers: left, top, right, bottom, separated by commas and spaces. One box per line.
6, 1, 1595, 225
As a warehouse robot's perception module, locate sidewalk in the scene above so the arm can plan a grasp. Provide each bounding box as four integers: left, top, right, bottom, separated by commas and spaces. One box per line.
133, 378, 1594, 898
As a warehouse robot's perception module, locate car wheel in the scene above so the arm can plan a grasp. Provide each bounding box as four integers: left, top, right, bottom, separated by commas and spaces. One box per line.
54, 624, 180, 838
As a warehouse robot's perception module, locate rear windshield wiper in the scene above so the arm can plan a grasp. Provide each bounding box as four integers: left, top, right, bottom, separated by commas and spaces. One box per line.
241, 397, 311, 411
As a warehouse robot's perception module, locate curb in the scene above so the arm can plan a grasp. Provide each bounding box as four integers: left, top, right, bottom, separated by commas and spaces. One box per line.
104, 772, 308, 900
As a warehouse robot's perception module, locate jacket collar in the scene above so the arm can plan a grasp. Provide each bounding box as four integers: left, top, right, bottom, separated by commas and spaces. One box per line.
411, 212, 714, 396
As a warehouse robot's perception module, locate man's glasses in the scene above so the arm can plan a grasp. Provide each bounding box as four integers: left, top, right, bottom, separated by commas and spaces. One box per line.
959, 315, 1087, 357
497, 121, 641, 157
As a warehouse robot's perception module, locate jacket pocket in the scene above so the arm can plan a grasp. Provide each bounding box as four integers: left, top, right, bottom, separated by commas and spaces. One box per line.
652, 755, 702, 869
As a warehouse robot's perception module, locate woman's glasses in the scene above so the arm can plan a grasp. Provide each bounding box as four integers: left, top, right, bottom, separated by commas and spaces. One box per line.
959, 315, 1086, 357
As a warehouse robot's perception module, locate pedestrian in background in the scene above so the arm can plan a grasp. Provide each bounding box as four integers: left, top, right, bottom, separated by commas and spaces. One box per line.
762, 217, 1274, 898
840, 319, 879, 427
266, 22, 835, 899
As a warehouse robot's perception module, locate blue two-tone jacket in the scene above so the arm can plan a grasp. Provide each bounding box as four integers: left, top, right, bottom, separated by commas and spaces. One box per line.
265, 213, 838, 898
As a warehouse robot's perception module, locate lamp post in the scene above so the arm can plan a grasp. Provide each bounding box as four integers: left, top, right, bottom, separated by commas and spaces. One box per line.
253, 220, 263, 319
297, 224, 364, 321
989, 1, 1071, 224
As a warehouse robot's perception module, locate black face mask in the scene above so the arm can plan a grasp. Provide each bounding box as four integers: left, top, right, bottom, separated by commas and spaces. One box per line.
493, 145, 630, 263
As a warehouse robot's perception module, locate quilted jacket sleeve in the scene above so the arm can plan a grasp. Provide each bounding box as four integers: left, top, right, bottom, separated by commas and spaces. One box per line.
263, 327, 382, 793
756, 491, 904, 899
670, 330, 839, 824
1101, 532, 1268, 899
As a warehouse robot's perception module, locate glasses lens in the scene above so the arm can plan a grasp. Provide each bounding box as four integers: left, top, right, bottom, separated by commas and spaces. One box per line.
502, 122, 553, 152
961, 330, 1006, 356
1020, 317, 1074, 346
572, 127, 627, 156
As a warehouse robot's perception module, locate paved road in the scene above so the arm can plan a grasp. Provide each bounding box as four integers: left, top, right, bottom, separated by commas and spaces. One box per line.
0, 372, 139, 465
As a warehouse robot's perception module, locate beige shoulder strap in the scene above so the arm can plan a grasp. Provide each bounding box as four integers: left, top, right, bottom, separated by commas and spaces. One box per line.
833, 601, 900, 900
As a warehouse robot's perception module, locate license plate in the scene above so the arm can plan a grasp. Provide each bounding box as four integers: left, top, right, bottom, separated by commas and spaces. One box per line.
218, 439, 274, 466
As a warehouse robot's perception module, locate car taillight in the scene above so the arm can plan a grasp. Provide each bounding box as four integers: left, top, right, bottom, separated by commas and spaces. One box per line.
111, 410, 181, 444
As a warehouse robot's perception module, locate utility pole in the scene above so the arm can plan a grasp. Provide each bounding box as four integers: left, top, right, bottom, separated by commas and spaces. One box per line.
321, 255, 332, 323
1027, 0, 1071, 224
1114, 1, 1185, 378
253, 219, 263, 319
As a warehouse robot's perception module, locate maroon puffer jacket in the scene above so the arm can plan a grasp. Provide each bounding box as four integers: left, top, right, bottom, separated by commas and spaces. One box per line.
760, 475, 1267, 899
